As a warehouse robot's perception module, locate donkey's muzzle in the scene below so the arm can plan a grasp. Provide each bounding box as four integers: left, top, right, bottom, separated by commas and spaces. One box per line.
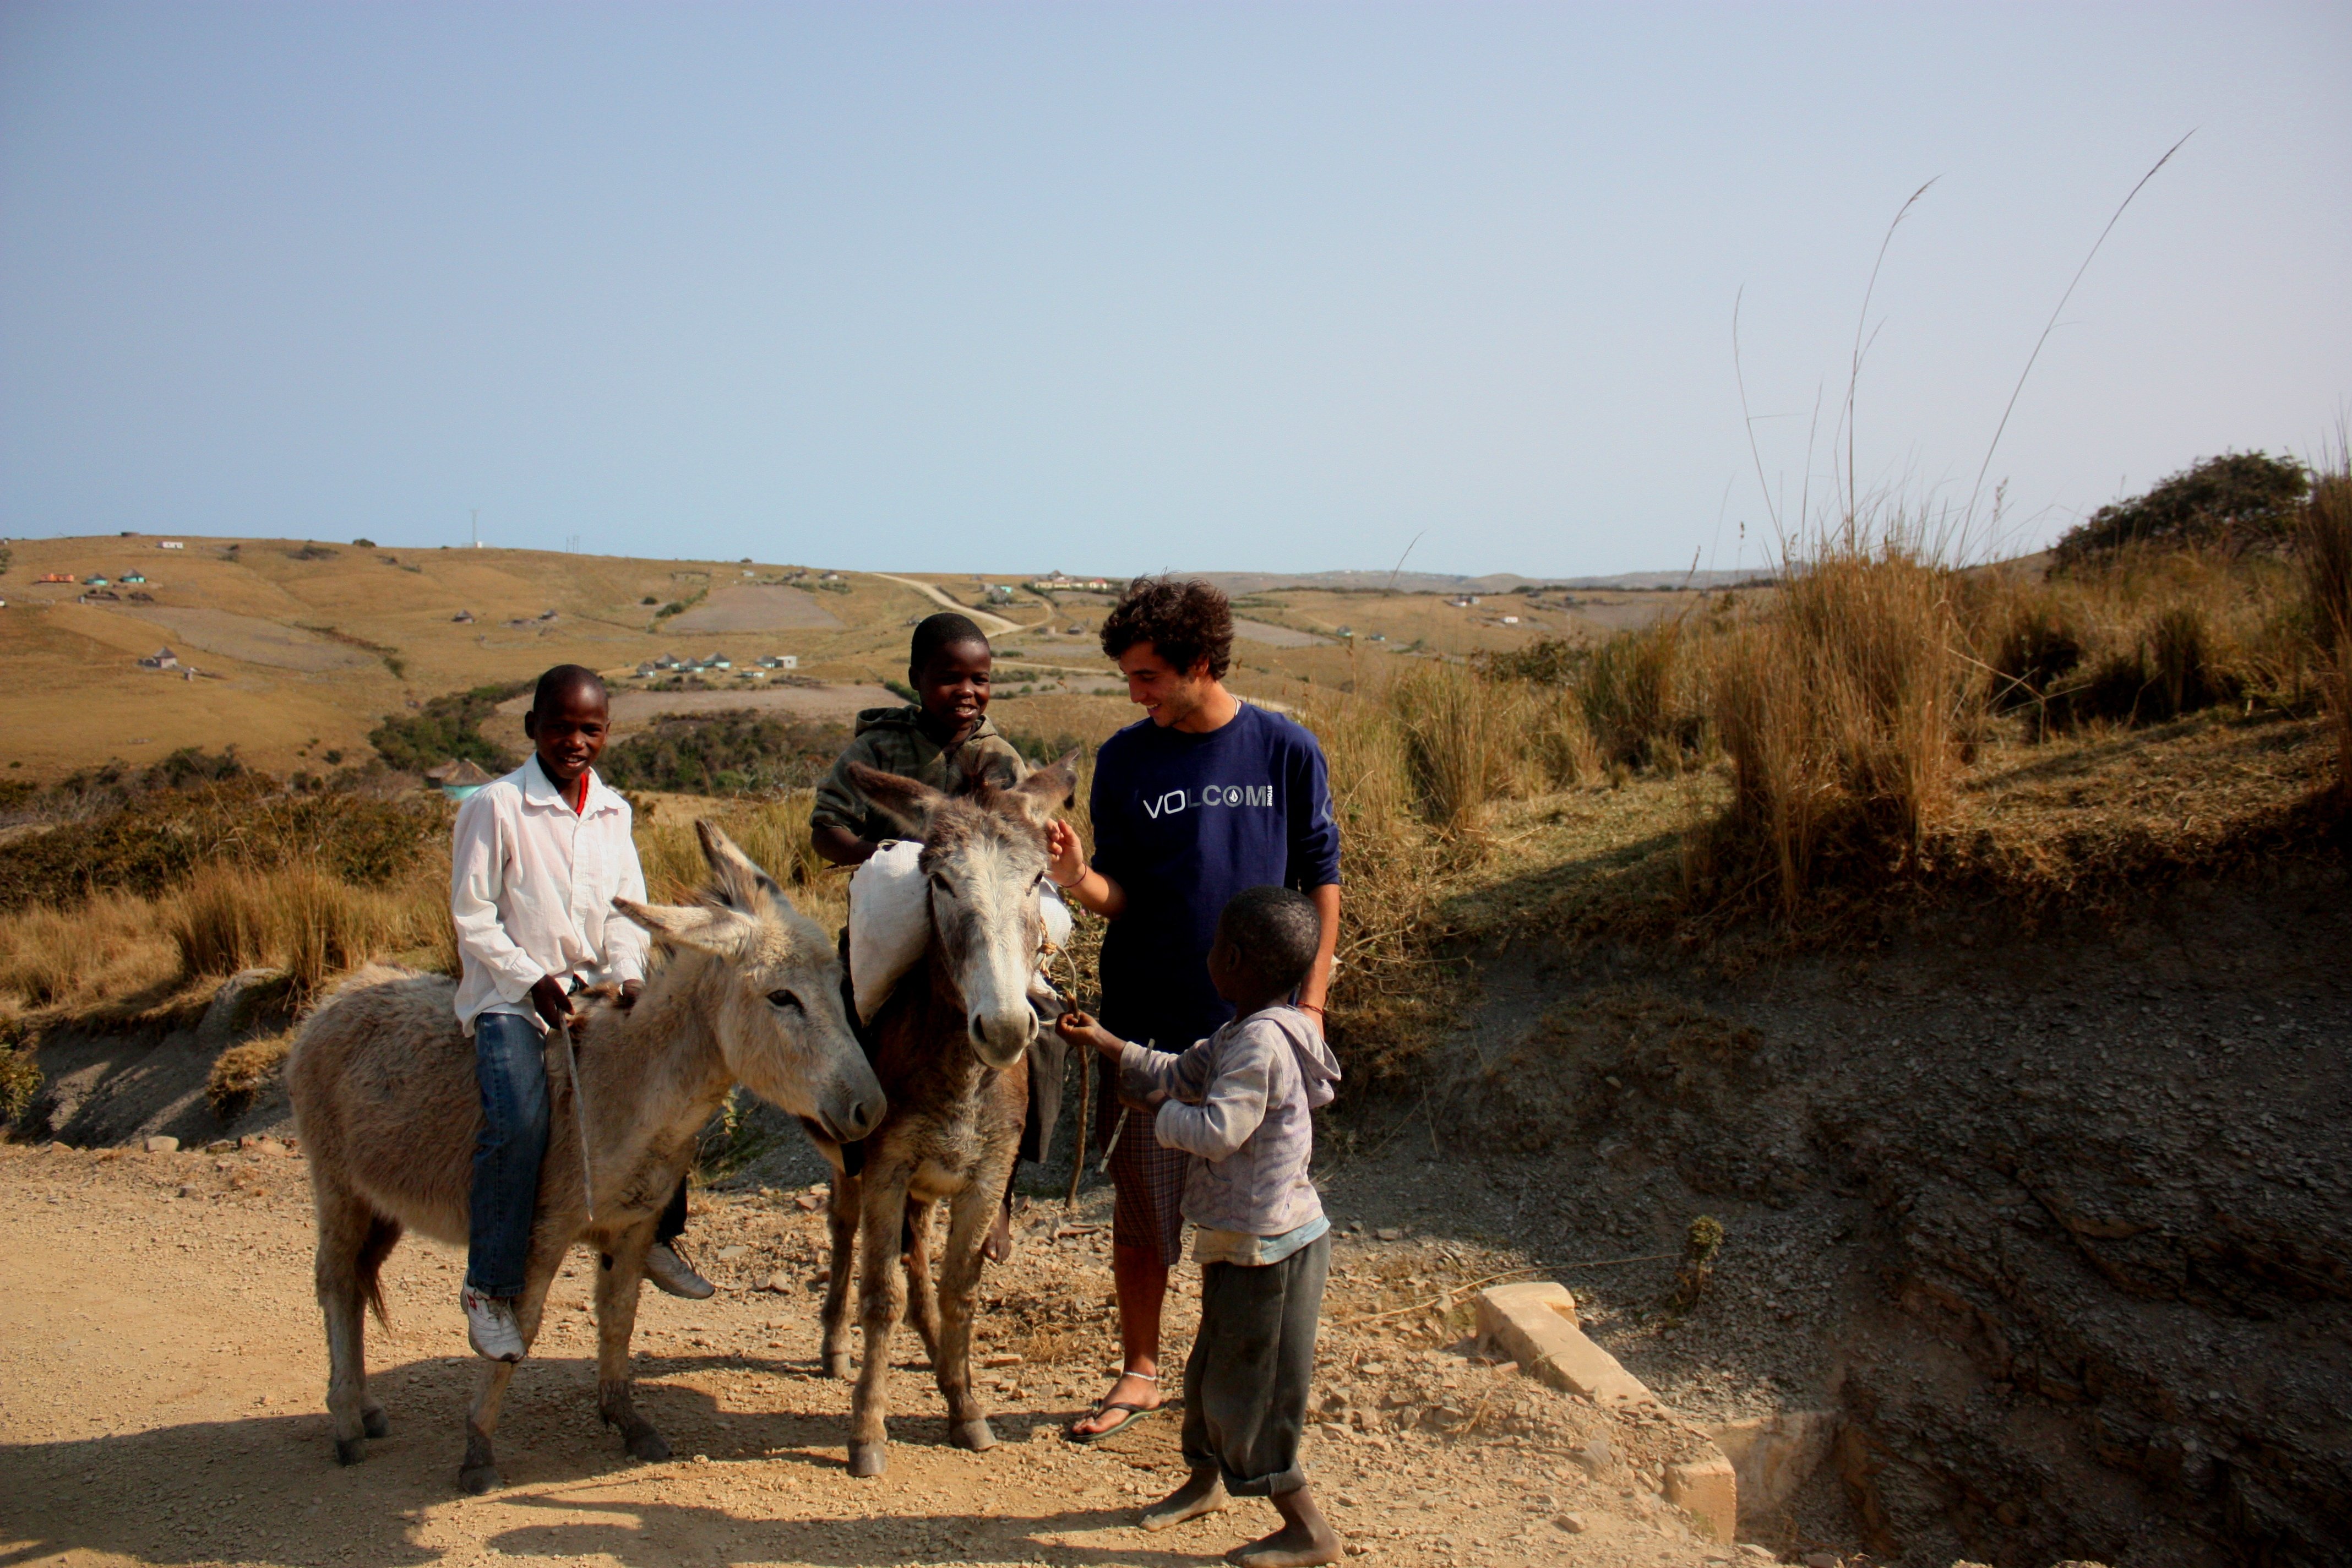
814, 1066, 887, 1144
968, 1006, 1036, 1070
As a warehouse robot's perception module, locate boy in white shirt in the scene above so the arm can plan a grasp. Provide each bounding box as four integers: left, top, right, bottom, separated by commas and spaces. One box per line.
449, 665, 651, 1360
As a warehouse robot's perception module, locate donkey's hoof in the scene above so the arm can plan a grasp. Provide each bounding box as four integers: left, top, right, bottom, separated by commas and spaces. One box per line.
362, 1408, 392, 1439
847, 1440, 887, 1478
824, 1352, 854, 1380
335, 1438, 367, 1467
457, 1463, 501, 1495
625, 1428, 672, 1463
949, 1418, 998, 1452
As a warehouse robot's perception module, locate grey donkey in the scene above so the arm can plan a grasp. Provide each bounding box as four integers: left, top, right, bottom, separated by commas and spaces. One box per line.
804, 754, 1078, 1478
287, 821, 886, 1493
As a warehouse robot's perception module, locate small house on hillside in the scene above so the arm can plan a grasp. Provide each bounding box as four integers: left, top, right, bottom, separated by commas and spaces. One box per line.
702, 651, 731, 670
38, 573, 78, 584
138, 647, 180, 670
159, 541, 184, 550
451, 609, 474, 623
121, 571, 148, 584
428, 758, 497, 801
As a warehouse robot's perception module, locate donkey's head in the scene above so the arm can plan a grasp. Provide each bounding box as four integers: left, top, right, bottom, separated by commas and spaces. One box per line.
847, 753, 1079, 1071
616, 822, 886, 1142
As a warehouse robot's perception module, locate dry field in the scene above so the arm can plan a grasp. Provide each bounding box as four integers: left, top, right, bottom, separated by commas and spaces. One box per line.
0, 538, 1596, 781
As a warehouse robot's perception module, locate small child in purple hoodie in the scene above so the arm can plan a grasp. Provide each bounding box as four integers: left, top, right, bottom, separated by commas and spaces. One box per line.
1057, 885, 1345, 1568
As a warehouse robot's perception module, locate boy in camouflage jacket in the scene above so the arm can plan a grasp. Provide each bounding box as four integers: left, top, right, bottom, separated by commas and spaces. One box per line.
809, 612, 1058, 1257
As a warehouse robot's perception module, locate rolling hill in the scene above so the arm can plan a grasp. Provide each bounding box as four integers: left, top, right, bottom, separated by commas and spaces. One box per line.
0, 536, 1702, 780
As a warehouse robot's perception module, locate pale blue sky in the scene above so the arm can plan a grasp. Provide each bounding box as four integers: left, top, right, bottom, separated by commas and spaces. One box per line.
3, 3, 2346, 576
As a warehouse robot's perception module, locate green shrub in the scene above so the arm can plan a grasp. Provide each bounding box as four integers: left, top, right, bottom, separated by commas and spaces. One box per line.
368, 683, 526, 772
0, 782, 445, 912
598, 714, 848, 796
2054, 451, 2309, 567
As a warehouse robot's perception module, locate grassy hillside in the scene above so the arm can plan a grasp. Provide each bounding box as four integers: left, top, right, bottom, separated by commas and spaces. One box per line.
0, 538, 1656, 780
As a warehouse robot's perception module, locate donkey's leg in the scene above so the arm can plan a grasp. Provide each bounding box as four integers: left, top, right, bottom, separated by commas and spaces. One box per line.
456, 1229, 570, 1493
459, 1358, 519, 1494
820, 1169, 861, 1379
935, 1168, 1006, 1452
311, 1180, 379, 1465
847, 1166, 913, 1477
594, 1227, 672, 1463
902, 1197, 943, 1366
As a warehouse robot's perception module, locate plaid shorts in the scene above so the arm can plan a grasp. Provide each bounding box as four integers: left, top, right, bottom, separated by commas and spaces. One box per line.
1101, 1088, 1189, 1267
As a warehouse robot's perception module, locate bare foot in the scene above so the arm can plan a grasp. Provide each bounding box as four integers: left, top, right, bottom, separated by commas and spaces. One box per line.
1065, 1370, 1161, 1439
1227, 1487, 1342, 1567
1141, 1468, 1226, 1532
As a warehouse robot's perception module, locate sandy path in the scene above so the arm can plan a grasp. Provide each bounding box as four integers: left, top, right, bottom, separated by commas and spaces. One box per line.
869, 578, 1025, 638
0, 1144, 1739, 1568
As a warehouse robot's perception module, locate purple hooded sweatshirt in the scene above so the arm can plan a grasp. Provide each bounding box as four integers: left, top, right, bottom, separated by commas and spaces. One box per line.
1115, 1003, 1342, 1240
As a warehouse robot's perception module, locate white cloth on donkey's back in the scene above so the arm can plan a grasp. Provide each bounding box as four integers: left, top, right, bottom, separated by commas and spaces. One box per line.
847, 839, 1071, 1023
450, 754, 649, 1035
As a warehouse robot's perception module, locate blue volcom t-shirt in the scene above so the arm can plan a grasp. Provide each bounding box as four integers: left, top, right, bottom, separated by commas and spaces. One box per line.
1090, 701, 1342, 1047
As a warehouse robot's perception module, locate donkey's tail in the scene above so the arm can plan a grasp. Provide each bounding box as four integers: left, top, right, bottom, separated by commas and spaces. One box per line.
356, 1213, 404, 1327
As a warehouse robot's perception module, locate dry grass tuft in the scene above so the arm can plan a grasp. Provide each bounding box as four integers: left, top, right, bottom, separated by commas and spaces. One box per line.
1384, 661, 1521, 834
0, 891, 181, 1010
2302, 460, 2352, 801
170, 864, 278, 978
636, 788, 848, 933
205, 1027, 296, 1120
166, 860, 454, 999
1694, 531, 1972, 913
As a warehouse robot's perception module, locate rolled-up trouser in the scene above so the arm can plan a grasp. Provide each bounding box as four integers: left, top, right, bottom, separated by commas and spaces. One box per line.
1180, 1232, 1330, 1497
466, 1011, 549, 1299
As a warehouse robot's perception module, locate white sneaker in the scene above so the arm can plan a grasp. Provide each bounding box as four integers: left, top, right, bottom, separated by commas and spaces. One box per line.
462, 1287, 526, 1362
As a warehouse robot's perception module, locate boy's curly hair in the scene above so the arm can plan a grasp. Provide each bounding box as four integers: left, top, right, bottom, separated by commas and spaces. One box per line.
1099, 576, 1234, 680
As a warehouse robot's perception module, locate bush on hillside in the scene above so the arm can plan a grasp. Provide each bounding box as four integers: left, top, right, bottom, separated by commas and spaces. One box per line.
0, 780, 446, 912
369, 683, 527, 772
1478, 625, 1702, 770
597, 715, 848, 796
2053, 451, 2310, 568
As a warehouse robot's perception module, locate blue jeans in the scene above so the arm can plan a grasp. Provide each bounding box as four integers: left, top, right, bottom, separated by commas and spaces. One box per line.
466, 1011, 548, 1299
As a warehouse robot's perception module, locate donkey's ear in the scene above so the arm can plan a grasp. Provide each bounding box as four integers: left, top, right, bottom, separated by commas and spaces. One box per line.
614, 897, 756, 957
1005, 750, 1079, 825
695, 819, 786, 916
846, 762, 946, 836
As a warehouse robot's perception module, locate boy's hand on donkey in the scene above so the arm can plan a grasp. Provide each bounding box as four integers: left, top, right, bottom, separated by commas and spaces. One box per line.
530, 974, 578, 1032
1053, 1009, 1125, 1060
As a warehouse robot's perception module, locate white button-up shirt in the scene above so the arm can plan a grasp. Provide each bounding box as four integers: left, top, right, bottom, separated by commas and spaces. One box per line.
450, 755, 650, 1034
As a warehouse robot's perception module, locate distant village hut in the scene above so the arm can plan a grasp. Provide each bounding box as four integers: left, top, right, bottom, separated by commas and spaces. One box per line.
427, 758, 496, 801
137, 646, 180, 671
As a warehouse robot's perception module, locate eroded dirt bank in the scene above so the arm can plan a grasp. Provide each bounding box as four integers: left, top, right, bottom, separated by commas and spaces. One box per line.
1391, 863, 2351, 1567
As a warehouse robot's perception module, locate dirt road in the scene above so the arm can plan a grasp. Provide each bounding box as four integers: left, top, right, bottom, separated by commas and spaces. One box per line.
0, 1143, 1739, 1568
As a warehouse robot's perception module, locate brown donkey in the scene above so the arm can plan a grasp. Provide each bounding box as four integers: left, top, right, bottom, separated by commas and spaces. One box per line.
805, 755, 1076, 1478
287, 823, 885, 1493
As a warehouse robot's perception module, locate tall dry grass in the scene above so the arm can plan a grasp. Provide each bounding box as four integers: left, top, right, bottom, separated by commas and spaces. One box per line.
634, 788, 849, 933
0, 891, 182, 1010
168, 859, 455, 1000
2303, 459, 2352, 800
1294, 688, 1447, 1075
1695, 532, 1974, 912
1975, 547, 2313, 734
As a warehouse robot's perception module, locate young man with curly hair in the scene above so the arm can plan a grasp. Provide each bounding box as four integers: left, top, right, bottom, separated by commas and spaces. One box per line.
1046, 576, 1341, 1446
